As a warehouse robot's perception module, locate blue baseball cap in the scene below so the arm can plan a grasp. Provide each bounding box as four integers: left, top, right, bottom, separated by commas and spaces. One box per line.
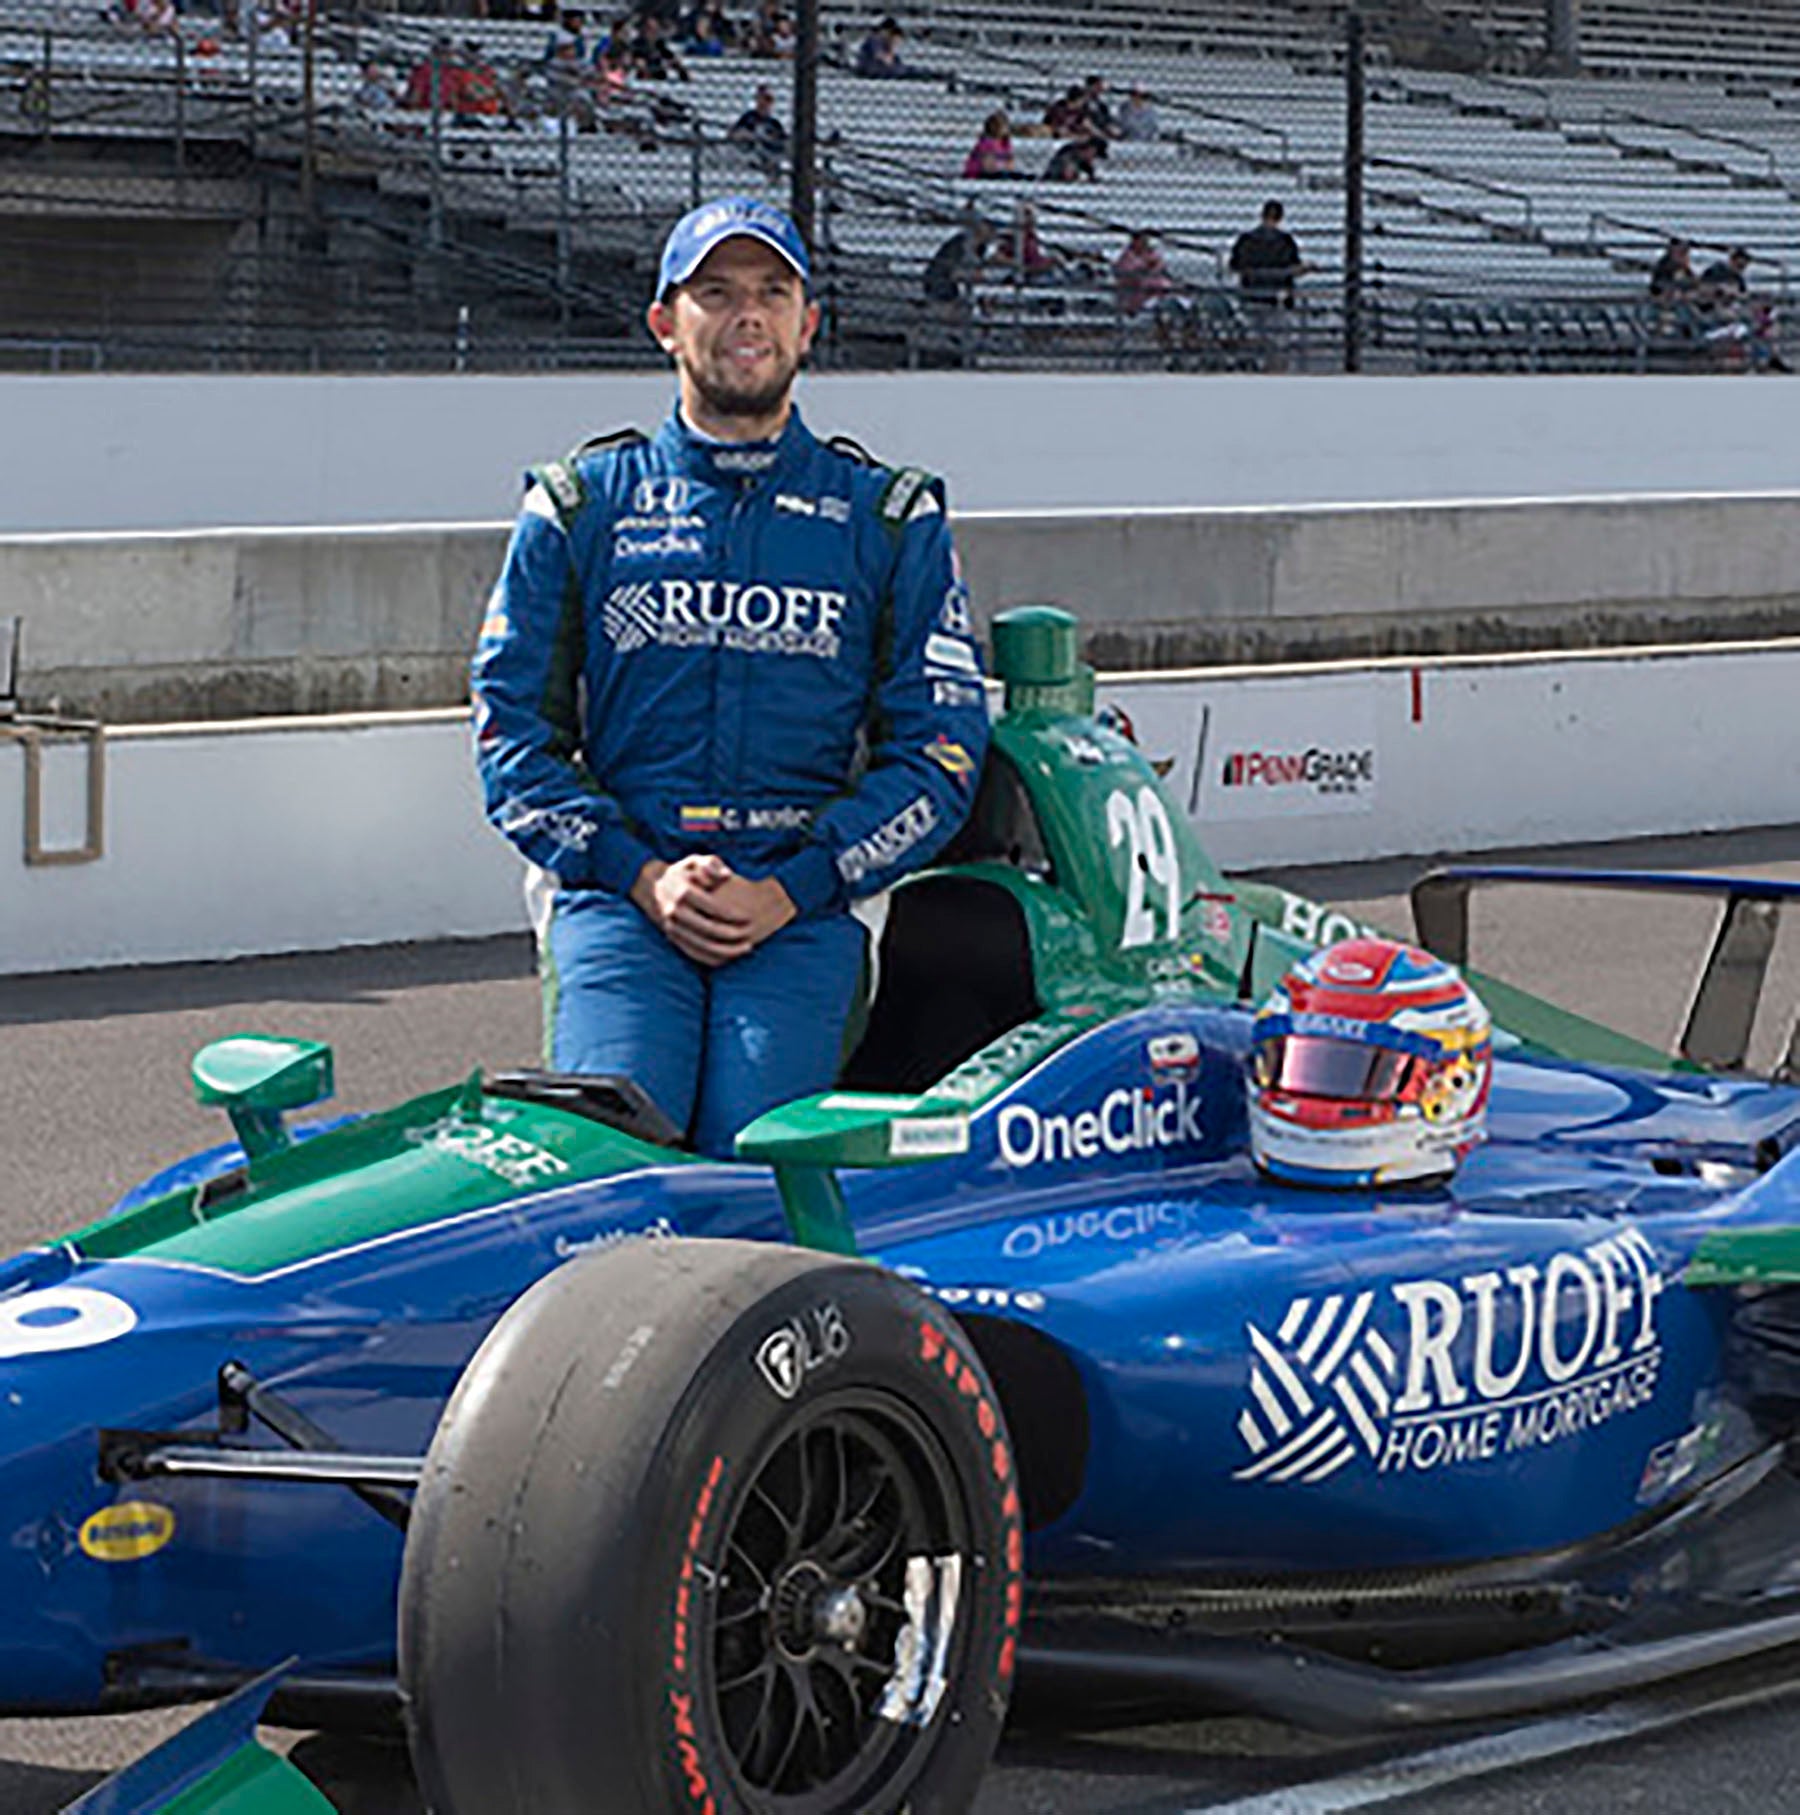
656, 196, 812, 299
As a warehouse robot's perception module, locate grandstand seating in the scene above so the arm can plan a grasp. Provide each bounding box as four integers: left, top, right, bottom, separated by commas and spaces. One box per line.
5, 0, 1800, 368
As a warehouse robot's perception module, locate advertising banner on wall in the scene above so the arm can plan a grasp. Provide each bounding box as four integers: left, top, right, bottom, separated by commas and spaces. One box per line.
1096, 673, 1382, 834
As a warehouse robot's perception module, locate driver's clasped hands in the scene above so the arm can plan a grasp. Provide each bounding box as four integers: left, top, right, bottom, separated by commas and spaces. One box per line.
630, 854, 797, 968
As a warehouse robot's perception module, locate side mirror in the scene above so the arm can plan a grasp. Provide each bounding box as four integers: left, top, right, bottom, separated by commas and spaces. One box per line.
735, 1091, 971, 1255
192, 1034, 335, 1161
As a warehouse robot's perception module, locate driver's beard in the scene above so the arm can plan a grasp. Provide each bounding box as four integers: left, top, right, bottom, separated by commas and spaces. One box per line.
688, 345, 801, 423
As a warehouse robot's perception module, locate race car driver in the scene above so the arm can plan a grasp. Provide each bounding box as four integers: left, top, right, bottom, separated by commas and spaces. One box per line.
472, 195, 990, 1158
1247, 936, 1493, 1187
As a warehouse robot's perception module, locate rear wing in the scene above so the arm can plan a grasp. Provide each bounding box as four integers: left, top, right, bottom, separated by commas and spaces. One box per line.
1413, 865, 1800, 1079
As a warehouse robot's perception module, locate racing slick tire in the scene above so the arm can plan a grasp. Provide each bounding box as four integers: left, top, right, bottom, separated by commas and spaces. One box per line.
399, 1237, 1022, 1815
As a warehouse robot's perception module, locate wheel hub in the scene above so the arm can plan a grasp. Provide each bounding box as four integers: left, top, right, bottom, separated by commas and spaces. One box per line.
814, 1584, 870, 1650
772, 1559, 869, 1659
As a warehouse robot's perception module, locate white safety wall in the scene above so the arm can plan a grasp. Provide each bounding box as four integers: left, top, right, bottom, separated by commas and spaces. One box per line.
1, 715, 525, 974
6, 372, 1800, 532
1102, 641, 1800, 871
5, 640, 1797, 975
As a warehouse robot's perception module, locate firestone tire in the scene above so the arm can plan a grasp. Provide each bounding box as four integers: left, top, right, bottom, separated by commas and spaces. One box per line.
399, 1238, 1022, 1815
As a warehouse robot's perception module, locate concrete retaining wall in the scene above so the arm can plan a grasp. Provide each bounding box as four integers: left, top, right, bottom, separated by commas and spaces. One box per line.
11, 491, 1800, 720
7, 372, 1800, 532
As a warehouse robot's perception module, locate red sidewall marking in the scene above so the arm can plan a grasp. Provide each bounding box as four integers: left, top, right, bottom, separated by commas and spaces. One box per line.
919, 1318, 1025, 1688
669, 1452, 728, 1813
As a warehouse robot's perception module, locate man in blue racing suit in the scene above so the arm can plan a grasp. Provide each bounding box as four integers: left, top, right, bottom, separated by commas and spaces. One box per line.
473, 196, 990, 1157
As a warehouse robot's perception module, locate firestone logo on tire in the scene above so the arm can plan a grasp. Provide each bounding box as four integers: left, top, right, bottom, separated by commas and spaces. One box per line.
755, 1304, 851, 1400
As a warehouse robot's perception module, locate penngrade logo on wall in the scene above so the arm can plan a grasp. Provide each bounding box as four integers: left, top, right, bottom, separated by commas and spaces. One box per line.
1233, 1226, 1668, 1486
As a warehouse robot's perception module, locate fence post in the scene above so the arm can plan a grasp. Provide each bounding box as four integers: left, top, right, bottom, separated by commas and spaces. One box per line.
1546, 0, 1581, 71
1344, 10, 1365, 373
557, 107, 573, 325
791, 0, 819, 249
34, 28, 52, 144
428, 47, 444, 251
173, 33, 187, 179
300, 0, 318, 219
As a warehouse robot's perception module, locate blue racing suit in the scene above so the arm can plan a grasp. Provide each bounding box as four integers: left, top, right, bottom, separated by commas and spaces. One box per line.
472, 405, 990, 1154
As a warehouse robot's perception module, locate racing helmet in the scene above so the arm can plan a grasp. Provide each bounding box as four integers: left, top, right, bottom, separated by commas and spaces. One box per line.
1247, 937, 1492, 1188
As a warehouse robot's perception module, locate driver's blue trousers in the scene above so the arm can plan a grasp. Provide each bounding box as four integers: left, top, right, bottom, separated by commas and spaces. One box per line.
542, 888, 866, 1160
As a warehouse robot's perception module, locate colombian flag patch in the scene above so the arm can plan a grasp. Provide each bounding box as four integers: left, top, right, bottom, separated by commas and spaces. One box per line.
680, 805, 725, 834
925, 736, 976, 783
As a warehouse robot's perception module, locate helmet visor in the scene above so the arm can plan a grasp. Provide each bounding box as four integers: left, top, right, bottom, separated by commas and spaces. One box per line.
1255, 1035, 1416, 1101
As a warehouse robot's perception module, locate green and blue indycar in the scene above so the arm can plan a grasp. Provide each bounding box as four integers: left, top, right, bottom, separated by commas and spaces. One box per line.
18, 608, 1800, 1813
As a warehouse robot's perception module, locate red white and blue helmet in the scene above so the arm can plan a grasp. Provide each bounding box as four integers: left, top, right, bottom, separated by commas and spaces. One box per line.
1247, 937, 1493, 1187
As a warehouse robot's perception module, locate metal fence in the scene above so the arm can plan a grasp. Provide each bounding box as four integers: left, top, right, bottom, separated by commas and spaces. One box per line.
3, 0, 1799, 372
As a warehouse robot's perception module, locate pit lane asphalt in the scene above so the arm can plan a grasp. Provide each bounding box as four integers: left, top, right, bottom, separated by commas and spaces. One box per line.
9, 825, 1800, 1813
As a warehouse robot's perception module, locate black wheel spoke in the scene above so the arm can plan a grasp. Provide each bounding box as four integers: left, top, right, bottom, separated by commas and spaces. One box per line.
718, 1656, 775, 1697
726, 1538, 772, 1593
750, 1474, 799, 1548
847, 1461, 894, 1529
765, 1673, 811, 1791
716, 1598, 765, 1631
830, 1422, 854, 1533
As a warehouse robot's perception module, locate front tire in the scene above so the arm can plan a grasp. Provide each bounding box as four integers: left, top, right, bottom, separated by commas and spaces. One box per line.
399, 1239, 1021, 1814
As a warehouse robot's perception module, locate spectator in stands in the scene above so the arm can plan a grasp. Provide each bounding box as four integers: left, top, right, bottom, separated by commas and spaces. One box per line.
993, 200, 1061, 283
1648, 237, 1698, 303
544, 39, 599, 128
1697, 247, 1790, 372
545, 7, 588, 62
1043, 83, 1086, 136
962, 110, 1016, 179
1230, 199, 1305, 371
404, 39, 464, 112
1700, 244, 1752, 302
923, 217, 992, 305
855, 16, 908, 77
1117, 84, 1157, 140
683, 0, 732, 55
245, 1, 295, 49
354, 59, 397, 113
134, 0, 178, 37
729, 82, 787, 171
632, 14, 690, 81
456, 41, 510, 118
1230, 198, 1304, 303
1044, 134, 1105, 182
1079, 74, 1115, 138
746, 0, 793, 58
1114, 229, 1172, 316
594, 42, 632, 106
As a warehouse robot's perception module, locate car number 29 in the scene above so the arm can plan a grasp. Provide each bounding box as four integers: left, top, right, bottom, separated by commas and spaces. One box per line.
1106, 786, 1180, 949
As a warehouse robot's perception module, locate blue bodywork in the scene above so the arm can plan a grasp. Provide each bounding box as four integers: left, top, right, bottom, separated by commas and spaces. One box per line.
4, 997, 1800, 1715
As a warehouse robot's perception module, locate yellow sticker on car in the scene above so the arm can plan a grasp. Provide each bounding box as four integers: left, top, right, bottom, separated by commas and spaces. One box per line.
79, 1501, 176, 1563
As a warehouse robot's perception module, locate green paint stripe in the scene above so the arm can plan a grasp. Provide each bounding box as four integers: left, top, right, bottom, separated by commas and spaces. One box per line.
161, 1743, 335, 1814
1687, 1228, 1800, 1287
69, 1084, 685, 1277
